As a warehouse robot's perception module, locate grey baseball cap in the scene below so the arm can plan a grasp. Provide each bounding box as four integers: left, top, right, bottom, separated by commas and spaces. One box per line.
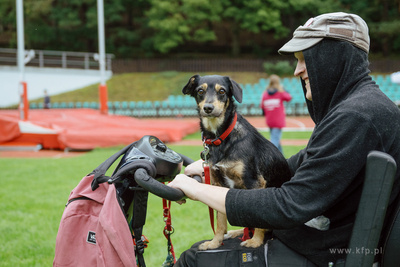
278, 12, 370, 55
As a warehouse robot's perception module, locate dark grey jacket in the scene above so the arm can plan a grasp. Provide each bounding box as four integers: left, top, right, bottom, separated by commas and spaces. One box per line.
226, 39, 400, 266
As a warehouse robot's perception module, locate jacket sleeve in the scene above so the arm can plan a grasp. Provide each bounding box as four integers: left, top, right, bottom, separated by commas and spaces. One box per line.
226, 111, 381, 229
281, 91, 292, 102
286, 148, 307, 177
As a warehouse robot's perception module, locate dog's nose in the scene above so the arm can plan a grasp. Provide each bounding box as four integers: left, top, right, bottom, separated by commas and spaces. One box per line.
203, 104, 214, 114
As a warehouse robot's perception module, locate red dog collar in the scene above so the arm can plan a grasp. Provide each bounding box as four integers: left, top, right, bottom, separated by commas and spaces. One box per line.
203, 113, 237, 146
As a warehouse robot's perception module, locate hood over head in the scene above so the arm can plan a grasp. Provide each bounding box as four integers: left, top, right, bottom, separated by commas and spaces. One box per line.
302, 38, 373, 125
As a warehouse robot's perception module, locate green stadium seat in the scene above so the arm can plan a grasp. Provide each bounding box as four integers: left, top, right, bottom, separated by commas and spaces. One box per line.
128, 101, 135, 109
149, 109, 157, 117
165, 109, 172, 116
161, 101, 169, 108
158, 109, 166, 117
168, 95, 176, 102
258, 78, 268, 88
121, 101, 128, 109
132, 110, 140, 116
384, 75, 392, 85
136, 101, 144, 109
238, 105, 249, 116
153, 101, 161, 108
282, 78, 291, 88
244, 84, 253, 92
90, 102, 98, 109
167, 101, 176, 108
375, 75, 385, 84
115, 109, 124, 115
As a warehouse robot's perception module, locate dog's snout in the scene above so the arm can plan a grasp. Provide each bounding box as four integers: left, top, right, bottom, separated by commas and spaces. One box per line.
203, 104, 214, 114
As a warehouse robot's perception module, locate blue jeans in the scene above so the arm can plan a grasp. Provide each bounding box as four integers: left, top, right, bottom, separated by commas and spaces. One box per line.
270, 128, 283, 154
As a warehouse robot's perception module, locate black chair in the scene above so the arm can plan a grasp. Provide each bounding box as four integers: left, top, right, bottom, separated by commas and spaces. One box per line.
336, 151, 399, 267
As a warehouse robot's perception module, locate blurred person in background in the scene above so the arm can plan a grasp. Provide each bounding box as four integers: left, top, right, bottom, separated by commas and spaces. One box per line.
44, 89, 51, 109
260, 74, 292, 154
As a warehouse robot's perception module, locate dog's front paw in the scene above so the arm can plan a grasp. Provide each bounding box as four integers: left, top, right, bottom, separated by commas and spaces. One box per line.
198, 240, 222, 250
224, 229, 244, 240
240, 238, 264, 248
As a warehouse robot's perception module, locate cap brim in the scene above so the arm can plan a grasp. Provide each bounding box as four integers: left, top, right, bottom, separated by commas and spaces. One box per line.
278, 37, 324, 55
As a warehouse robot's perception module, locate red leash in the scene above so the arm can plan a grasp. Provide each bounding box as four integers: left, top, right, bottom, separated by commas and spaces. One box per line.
162, 198, 176, 264
203, 164, 215, 234
241, 227, 255, 241
201, 113, 238, 235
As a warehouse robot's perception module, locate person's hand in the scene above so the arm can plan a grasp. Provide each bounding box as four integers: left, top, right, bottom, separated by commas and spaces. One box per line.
168, 174, 200, 201
184, 159, 205, 182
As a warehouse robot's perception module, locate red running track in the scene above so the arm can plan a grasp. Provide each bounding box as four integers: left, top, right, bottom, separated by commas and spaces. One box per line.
0, 109, 200, 150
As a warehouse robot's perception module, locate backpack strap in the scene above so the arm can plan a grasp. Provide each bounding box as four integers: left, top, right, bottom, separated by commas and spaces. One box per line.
131, 189, 149, 267
91, 143, 133, 191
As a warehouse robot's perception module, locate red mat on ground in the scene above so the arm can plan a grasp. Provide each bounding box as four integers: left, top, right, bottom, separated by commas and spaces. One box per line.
0, 109, 199, 150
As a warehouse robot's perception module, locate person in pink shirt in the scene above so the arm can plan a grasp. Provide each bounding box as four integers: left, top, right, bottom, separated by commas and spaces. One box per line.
260, 74, 292, 154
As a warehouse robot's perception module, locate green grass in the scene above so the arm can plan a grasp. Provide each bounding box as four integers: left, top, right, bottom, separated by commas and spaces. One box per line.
0, 136, 307, 266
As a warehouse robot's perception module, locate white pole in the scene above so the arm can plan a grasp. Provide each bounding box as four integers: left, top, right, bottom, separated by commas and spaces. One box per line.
97, 0, 108, 114
16, 0, 25, 81
16, 0, 28, 120
97, 0, 106, 85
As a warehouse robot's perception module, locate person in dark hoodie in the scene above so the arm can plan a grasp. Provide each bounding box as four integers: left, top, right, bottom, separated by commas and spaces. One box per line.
170, 12, 400, 267
261, 74, 292, 154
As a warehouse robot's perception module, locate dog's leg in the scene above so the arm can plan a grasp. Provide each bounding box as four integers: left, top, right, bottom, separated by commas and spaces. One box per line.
198, 211, 227, 250
224, 228, 244, 240
240, 228, 270, 248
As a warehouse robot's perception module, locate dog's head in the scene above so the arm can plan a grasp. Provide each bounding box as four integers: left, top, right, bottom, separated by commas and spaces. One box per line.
182, 75, 243, 119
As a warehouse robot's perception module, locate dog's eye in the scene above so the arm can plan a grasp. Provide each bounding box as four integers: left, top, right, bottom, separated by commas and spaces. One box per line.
198, 89, 204, 95
219, 89, 226, 95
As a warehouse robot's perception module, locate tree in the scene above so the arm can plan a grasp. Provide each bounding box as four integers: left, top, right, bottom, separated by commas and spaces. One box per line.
279, 0, 341, 34
145, 0, 291, 56
337, 0, 400, 56
0, 0, 17, 47
3, 0, 126, 53
146, 0, 222, 54
1, 0, 399, 58
145, 0, 341, 56
106, 0, 152, 57
220, 0, 288, 56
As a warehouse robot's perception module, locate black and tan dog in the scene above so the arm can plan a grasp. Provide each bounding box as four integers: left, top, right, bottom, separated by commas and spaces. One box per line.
182, 74, 292, 250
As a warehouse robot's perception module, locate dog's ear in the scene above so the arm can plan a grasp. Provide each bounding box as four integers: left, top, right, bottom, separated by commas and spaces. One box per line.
182, 74, 200, 95
225, 77, 243, 103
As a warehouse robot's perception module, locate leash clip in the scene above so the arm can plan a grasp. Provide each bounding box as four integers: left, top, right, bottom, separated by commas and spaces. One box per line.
201, 143, 210, 165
